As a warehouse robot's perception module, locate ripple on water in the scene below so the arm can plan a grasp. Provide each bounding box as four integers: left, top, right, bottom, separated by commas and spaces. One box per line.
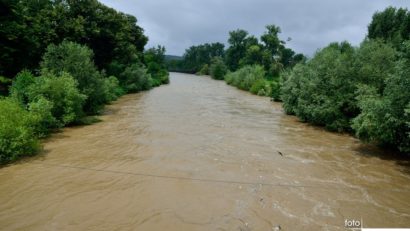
0, 73, 409, 230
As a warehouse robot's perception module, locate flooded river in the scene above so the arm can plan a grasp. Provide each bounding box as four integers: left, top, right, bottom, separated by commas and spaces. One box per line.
0, 72, 409, 230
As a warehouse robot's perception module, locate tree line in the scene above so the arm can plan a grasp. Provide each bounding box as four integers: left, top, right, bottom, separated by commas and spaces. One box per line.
0, 0, 169, 164
171, 7, 410, 154
167, 26, 305, 75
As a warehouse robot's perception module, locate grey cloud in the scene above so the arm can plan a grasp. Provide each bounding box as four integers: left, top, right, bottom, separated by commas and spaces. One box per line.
100, 0, 410, 56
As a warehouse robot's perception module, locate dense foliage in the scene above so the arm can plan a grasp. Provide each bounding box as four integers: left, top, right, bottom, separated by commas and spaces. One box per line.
352, 41, 410, 152
0, 1, 168, 164
197, 64, 210, 76
119, 64, 152, 93
209, 57, 228, 80
280, 7, 409, 153
21, 72, 86, 128
41, 41, 107, 114
368, 7, 410, 48
226, 25, 305, 74
225, 65, 271, 96
144, 46, 170, 86
0, 98, 39, 164
169, 43, 225, 73
281, 42, 358, 131
0, 0, 148, 79
171, 25, 305, 76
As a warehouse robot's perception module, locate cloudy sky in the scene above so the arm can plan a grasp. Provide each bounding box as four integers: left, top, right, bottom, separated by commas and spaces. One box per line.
99, 0, 410, 56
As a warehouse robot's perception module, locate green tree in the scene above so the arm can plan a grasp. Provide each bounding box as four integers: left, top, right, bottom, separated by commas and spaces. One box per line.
0, 0, 148, 80
53, 0, 148, 72
239, 45, 264, 67
368, 7, 410, 48
197, 64, 209, 75
41, 41, 106, 114
225, 29, 249, 71
26, 72, 86, 127
261, 25, 284, 58
353, 41, 410, 153
209, 57, 228, 80
9, 70, 36, 105
0, 0, 56, 77
355, 39, 397, 93
0, 98, 39, 164
119, 64, 152, 93
102, 76, 124, 102
281, 42, 357, 131
181, 43, 225, 73
144, 46, 169, 85
225, 65, 266, 91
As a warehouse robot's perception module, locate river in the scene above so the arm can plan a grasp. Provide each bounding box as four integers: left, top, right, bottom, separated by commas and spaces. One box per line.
0, 72, 409, 230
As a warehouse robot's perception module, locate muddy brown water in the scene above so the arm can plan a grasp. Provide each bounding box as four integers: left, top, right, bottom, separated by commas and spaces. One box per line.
0, 72, 409, 230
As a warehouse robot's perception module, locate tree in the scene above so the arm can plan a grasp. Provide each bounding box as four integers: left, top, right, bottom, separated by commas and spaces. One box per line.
281, 42, 357, 131
53, 0, 148, 72
355, 39, 397, 93
0, 0, 148, 79
261, 25, 284, 58
119, 64, 152, 93
239, 45, 264, 67
9, 70, 36, 105
0, 98, 39, 164
368, 7, 410, 48
225, 29, 249, 71
10, 71, 86, 128
259, 24, 303, 70
41, 41, 106, 114
144, 46, 169, 85
353, 41, 410, 153
225, 65, 266, 92
209, 57, 228, 80
181, 43, 225, 73
0, 0, 56, 77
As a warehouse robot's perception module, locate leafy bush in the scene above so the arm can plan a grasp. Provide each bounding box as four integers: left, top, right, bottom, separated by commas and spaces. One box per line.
9, 70, 36, 105
119, 64, 152, 93
28, 97, 56, 137
0, 98, 39, 164
103, 76, 124, 102
270, 80, 281, 101
148, 69, 169, 87
144, 46, 169, 86
27, 72, 86, 127
280, 64, 308, 114
11, 71, 86, 129
41, 41, 106, 114
281, 39, 409, 153
225, 65, 266, 91
197, 64, 209, 75
209, 57, 228, 80
281, 42, 357, 131
0, 76, 12, 96
250, 79, 272, 96
355, 39, 397, 92
353, 42, 410, 153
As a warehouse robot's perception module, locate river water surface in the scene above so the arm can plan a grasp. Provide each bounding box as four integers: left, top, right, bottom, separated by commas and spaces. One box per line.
0, 72, 409, 230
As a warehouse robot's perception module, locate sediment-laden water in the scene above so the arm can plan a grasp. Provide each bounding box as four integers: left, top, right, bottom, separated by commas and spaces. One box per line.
0, 72, 409, 230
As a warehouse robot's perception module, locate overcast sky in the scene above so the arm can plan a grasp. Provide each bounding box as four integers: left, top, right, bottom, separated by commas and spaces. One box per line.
99, 0, 410, 56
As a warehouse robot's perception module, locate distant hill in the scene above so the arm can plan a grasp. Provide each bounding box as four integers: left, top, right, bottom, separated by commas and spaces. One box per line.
165, 55, 183, 61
